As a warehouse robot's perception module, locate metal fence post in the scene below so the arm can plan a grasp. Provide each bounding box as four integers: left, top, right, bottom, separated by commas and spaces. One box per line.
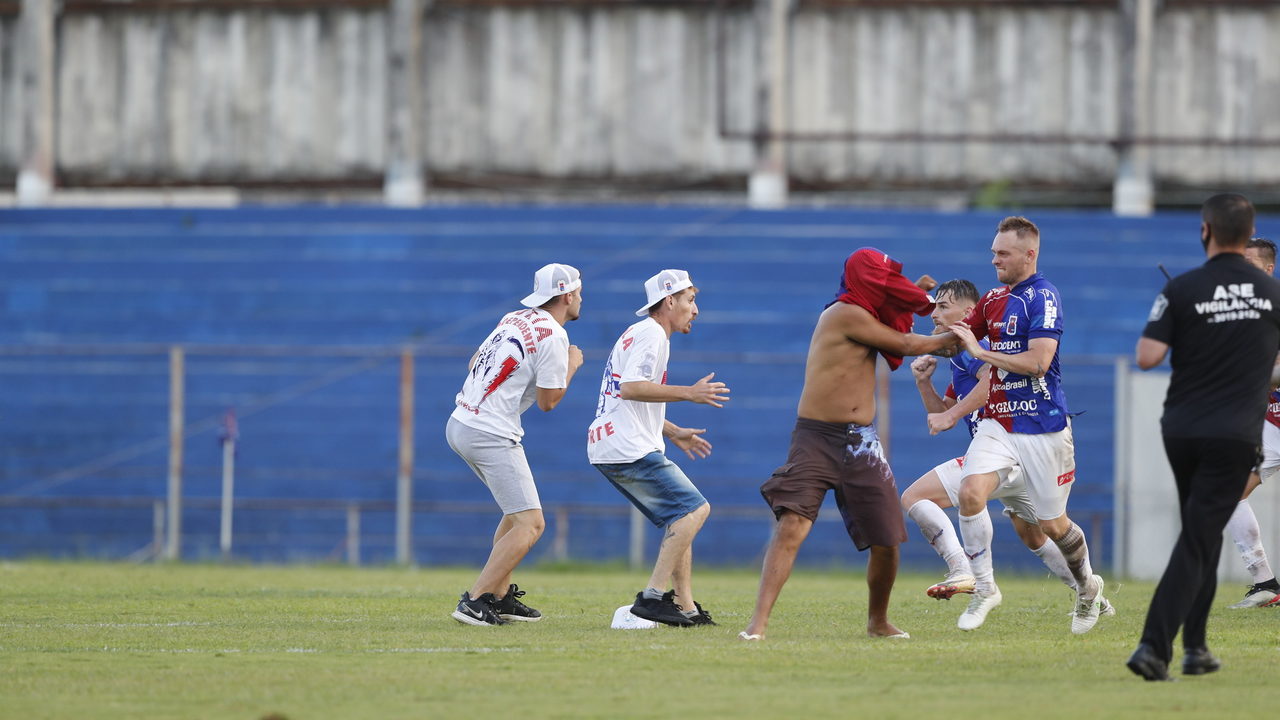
396, 347, 415, 565
219, 410, 238, 561
552, 507, 569, 562
152, 499, 165, 562
628, 506, 645, 571
347, 503, 361, 567
165, 346, 185, 560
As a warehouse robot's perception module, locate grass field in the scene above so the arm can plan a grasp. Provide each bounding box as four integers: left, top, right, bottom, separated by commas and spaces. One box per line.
2, 561, 1278, 719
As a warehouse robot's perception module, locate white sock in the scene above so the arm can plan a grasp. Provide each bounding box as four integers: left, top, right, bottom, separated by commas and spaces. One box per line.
1227, 500, 1275, 584
1054, 522, 1094, 593
908, 500, 970, 576
959, 510, 995, 594
1032, 539, 1077, 590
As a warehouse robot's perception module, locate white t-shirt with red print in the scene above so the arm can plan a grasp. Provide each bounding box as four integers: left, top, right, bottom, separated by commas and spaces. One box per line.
587, 317, 670, 464
451, 308, 569, 442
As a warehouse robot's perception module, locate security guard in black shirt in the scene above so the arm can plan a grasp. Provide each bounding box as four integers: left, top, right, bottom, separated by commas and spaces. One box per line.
1128, 193, 1280, 681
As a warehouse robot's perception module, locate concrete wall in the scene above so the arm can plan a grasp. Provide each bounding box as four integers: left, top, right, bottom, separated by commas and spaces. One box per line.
5, 2, 1280, 187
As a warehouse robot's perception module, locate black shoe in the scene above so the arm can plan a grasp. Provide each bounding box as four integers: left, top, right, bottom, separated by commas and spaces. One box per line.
630, 590, 694, 627
451, 591, 506, 626
1126, 643, 1172, 682
494, 584, 542, 623
1182, 647, 1221, 676
687, 601, 717, 626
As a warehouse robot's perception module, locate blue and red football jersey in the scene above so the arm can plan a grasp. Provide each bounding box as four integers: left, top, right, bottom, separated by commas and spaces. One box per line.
944, 339, 990, 439
962, 272, 1070, 434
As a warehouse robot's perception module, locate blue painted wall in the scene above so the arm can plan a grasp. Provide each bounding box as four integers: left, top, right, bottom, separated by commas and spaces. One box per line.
0, 205, 1227, 571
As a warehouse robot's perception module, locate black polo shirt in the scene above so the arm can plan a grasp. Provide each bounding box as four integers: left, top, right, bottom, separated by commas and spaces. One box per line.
1143, 253, 1280, 441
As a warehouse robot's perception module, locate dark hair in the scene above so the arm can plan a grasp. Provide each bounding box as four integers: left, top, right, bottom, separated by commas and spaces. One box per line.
1247, 237, 1277, 265
1201, 193, 1255, 247
646, 287, 696, 317
997, 216, 1039, 241
935, 278, 979, 305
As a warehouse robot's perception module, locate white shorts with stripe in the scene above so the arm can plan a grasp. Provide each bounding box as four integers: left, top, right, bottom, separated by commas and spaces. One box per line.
962, 418, 1076, 522
1261, 422, 1280, 483
932, 456, 1038, 525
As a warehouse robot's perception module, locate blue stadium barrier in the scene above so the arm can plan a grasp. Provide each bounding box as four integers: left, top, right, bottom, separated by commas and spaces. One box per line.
0, 204, 1238, 571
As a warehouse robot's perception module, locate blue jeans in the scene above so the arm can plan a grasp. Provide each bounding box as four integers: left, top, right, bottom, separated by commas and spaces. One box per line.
593, 452, 707, 528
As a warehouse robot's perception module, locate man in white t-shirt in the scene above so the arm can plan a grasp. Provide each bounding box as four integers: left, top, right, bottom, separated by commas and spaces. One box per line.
445, 263, 584, 626
588, 269, 730, 627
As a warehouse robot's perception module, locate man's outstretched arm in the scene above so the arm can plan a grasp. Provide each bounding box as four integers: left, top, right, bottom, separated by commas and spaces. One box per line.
835, 303, 958, 356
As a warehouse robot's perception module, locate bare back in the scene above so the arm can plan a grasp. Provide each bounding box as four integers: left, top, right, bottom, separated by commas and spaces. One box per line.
797, 304, 880, 425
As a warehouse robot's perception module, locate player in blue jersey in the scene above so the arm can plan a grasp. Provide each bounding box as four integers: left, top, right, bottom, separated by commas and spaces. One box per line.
948, 216, 1110, 635
902, 278, 1111, 626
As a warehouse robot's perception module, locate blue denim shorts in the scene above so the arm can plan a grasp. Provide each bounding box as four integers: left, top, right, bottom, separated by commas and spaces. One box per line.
593, 452, 707, 528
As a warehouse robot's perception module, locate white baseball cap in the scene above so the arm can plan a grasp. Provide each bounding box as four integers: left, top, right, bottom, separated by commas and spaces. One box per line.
610, 604, 658, 630
635, 268, 694, 317
520, 263, 582, 308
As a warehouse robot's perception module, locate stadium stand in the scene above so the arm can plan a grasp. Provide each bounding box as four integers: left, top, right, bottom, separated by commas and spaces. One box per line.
0, 205, 1218, 570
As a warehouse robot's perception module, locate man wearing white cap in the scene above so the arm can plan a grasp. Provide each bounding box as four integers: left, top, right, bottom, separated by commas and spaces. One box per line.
589, 269, 731, 627
446, 263, 584, 626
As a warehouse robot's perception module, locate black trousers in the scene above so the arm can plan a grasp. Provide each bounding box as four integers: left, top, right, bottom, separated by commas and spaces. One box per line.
1139, 436, 1256, 662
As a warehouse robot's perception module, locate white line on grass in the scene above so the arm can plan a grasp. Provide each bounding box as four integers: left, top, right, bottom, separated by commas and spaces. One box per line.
0, 646, 530, 654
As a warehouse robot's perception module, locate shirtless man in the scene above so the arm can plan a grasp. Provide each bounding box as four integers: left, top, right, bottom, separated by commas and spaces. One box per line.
739, 248, 957, 640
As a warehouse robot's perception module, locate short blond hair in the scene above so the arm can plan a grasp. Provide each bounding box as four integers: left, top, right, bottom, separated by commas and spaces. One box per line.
997, 216, 1040, 241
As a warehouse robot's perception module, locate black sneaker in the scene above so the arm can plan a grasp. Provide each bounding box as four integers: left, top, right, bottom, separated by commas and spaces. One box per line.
630, 590, 694, 627
687, 601, 717, 626
494, 584, 542, 623
451, 591, 506, 626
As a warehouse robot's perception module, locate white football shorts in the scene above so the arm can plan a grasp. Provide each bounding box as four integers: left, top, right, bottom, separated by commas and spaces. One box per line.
963, 418, 1076, 522
1260, 422, 1280, 483
446, 416, 541, 515
931, 456, 1038, 525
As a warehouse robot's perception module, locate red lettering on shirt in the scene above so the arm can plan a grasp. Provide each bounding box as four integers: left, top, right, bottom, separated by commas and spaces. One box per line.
535, 326, 554, 343
588, 422, 618, 444
1057, 470, 1075, 486
622, 336, 634, 351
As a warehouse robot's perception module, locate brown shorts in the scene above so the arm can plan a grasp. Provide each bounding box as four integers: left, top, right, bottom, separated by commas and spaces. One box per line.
760, 417, 906, 551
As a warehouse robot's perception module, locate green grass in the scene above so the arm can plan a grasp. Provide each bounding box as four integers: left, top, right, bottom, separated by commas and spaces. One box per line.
2, 561, 1279, 719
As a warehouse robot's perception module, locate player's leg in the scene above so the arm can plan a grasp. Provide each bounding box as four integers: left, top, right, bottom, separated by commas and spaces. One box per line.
744, 425, 833, 639
903, 461, 973, 597
596, 453, 709, 627
742, 510, 815, 639
471, 509, 546, 621
669, 544, 713, 625
446, 418, 544, 626
953, 421, 1015, 630
652, 503, 709, 609
995, 471, 1079, 590
957, 471, 1000, 595
866, 544, 906, 638
1013, 424, 1105, 633
1225, 472, 1280, 607
834, 425, 909, 638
